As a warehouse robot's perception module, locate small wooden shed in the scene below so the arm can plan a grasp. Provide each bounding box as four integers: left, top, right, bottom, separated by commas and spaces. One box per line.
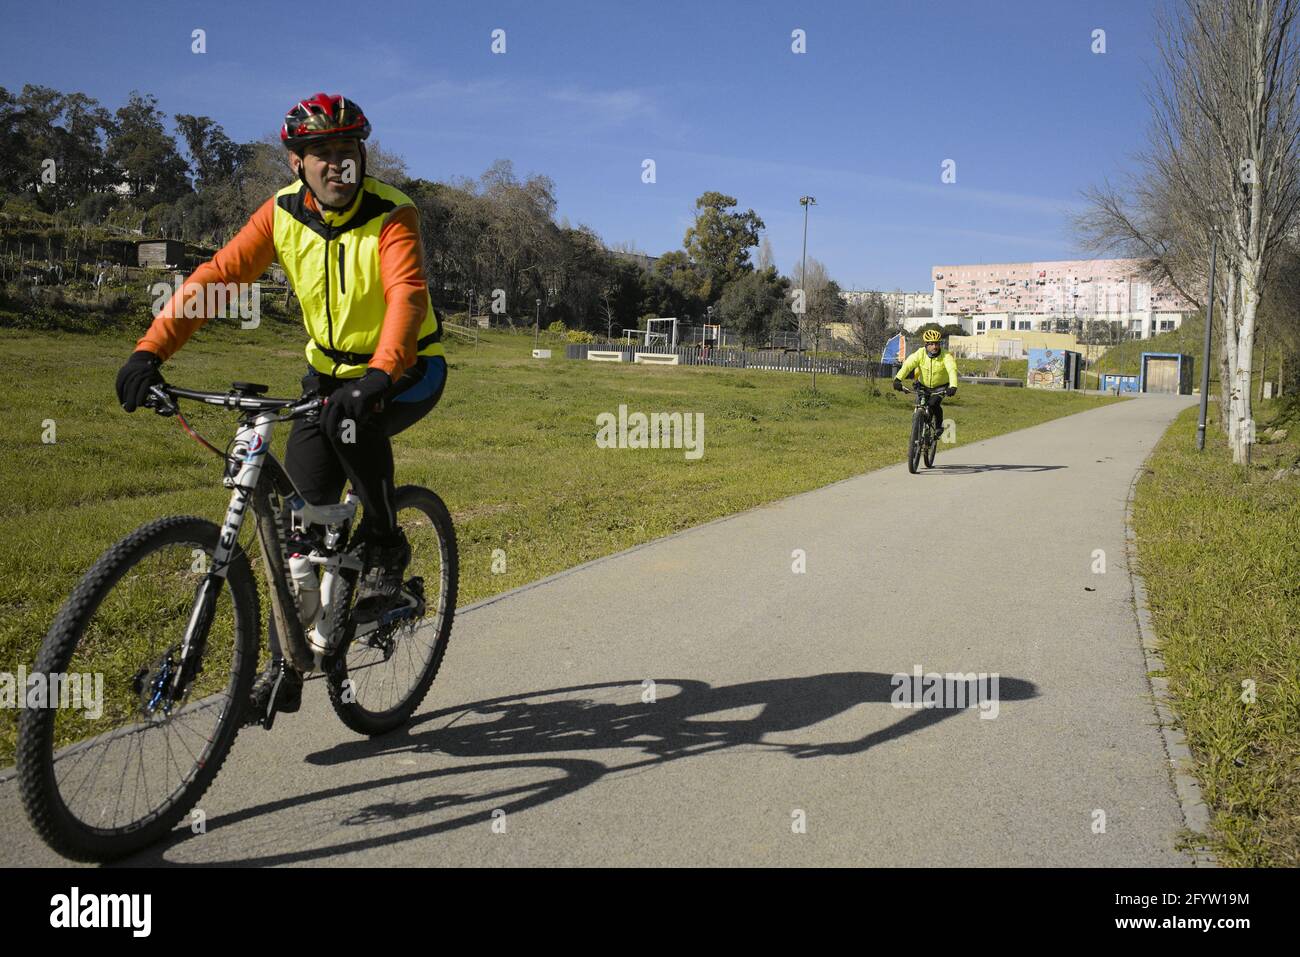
136, 240, 186, 269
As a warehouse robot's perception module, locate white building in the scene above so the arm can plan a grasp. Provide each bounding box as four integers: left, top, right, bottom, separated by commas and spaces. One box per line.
840, 289, 932, 318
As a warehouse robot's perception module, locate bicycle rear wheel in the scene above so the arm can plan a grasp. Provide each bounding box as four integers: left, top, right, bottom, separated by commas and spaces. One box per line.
328, 485, 458, 735
16, 517, 260, 862
924, 416, 938, 468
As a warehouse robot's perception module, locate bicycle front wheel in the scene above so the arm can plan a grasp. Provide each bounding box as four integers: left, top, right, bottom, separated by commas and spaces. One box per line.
328, 485, 458, 736
908, 413, 923, 474
16, 516, 260, 862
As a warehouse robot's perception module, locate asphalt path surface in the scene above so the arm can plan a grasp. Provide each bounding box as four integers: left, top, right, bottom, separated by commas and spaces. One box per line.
0, 392, 1199, 866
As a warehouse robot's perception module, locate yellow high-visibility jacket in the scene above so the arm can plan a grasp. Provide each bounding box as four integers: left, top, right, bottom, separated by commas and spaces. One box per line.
896, 347, 959, 389
272, 177, 444, 378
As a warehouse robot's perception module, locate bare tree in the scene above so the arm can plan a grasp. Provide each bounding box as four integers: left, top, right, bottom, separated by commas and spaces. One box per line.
1079, 0, 1300, 461
1162, 0, 1300, 458
844, 291, 893, 393
794, 256, 830, 345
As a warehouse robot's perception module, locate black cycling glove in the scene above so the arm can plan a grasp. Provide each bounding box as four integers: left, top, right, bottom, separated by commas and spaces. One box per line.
115, 350, 164, 412
892, 378, 904, 391
323, 367, 391, 440
946, 386, 957, 397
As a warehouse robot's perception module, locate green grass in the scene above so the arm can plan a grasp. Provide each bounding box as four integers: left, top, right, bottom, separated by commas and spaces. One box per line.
0, 322, 1123, 765
1132, 398, 1300, 866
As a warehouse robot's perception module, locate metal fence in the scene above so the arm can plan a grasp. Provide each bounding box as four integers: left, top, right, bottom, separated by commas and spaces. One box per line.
566, 342, 900, 379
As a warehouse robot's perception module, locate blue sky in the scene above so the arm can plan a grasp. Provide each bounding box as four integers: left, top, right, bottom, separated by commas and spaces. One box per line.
1, 0, 1161, 289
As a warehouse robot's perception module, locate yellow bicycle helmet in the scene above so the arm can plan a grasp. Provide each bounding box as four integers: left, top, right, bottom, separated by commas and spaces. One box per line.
922, 328, 942, 343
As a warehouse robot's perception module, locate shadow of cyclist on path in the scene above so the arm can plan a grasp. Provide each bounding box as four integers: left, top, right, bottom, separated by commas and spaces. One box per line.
131, 671, 1036, 866
311, 670, 1037, 768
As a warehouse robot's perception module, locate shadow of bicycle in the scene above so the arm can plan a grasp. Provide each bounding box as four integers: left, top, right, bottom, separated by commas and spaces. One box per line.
128, 671, 1037, 867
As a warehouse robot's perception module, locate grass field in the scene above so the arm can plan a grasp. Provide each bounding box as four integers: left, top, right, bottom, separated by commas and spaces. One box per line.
0, 321, 1123, 765
1132, 398, 1300, 866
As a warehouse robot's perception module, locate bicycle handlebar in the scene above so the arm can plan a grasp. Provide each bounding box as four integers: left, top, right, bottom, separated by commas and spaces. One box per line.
145, 383, 323, 420
900, 384, 953, 395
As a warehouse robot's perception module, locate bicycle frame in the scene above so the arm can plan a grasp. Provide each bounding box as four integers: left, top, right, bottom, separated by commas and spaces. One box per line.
155, 387, 367, 706
908, 387, 944, 426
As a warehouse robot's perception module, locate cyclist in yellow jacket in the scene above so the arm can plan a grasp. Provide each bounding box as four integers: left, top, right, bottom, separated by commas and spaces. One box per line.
893, 328, 958, 434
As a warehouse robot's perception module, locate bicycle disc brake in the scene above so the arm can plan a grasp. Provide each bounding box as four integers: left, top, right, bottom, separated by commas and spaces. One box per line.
354, 577, 426, 660
132, 643, 185, 720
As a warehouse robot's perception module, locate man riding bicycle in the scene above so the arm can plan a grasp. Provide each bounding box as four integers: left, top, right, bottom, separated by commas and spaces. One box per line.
114, 93, 447, 716
893, 328, 958, 433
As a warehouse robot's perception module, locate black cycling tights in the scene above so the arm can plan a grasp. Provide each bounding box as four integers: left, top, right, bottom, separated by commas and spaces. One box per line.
927, 395, 945, 434
284, 356, 447, 546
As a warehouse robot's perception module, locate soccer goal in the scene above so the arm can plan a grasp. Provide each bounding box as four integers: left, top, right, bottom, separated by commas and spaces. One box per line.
645, 317, 679, 350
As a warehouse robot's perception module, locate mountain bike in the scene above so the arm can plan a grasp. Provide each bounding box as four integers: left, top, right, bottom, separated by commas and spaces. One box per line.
902, 382, 945, 473
16, 380, 458, 862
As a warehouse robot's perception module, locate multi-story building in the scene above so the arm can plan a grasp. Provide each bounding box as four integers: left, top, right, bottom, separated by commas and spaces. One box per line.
840, 289, 932, 318
930, 258, 1194, 339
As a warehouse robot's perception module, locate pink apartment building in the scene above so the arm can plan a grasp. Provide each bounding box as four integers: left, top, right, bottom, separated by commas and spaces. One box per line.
930, 258, 1195, 339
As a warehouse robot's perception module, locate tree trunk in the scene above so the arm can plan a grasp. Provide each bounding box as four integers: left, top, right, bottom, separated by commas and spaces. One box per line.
1232, 264, 1261, 464
1218, 268, 1238, 433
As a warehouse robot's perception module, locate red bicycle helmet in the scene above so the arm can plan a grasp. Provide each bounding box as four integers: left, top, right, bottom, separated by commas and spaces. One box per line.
281, 93, 371, 150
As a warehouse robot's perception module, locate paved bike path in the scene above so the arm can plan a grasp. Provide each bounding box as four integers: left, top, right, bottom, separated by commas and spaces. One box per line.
0, 393, 1199, 866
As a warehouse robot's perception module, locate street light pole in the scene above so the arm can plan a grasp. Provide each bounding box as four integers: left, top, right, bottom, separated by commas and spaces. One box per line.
799, 195, 816, 374
1196, 233, 1218, 451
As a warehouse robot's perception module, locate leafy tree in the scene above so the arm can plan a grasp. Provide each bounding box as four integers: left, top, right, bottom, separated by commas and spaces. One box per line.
683, 191, 764, 301
105, 91, 190, 204
0, 85, 114, 211
174, 114, 250, 189
650, 250, 708, 319
716, 266, 790, 346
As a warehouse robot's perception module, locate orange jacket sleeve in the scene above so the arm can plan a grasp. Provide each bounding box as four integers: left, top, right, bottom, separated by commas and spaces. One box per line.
135, 198, 278, 360
369, 205, 430, 380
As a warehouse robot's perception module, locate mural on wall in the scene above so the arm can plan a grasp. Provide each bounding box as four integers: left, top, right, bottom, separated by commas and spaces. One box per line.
1027, 348, 1064, 389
